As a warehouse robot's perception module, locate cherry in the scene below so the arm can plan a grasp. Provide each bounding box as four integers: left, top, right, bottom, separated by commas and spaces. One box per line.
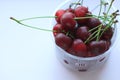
88, 40, 110, 56
74, 6, 88, 24
10, 1, 118, 58
87, 18, 101, 28
66, 47, 76, 55
55, 33, 72, 50
71, 39, 87, 57
75, 6, 88, 17
55, 9, 65, 23
53, 23, 65, 36
65, 8, 74, 13
60, 12, 76, 30
102, 27, 113, 40
76, 26, 91, 41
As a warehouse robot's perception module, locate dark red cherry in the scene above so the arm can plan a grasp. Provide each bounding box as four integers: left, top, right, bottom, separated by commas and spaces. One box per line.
76, 26, 91, 41
88, 40, 110, 55
74, 6, 88, 24
55, 33, 72, 50
102, 27, 113, 40
55, 9, 65, 23
65, 8, 74, 13
53, 24, 65, 36
72, 39, 87, 57
75, 6, 88, 17
66, 47, 76, 55
87, 18, 101, 28
60, 12, 76, 30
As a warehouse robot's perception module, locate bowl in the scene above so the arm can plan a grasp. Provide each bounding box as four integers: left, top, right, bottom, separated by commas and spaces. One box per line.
51, 0, 118, 71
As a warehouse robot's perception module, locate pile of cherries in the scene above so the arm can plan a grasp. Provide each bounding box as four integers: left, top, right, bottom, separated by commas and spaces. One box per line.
10, 0, 118, 58
53, 4, 113, 57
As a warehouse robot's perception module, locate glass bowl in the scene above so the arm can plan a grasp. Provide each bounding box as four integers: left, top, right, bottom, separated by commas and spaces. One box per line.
51, 0, 118, 71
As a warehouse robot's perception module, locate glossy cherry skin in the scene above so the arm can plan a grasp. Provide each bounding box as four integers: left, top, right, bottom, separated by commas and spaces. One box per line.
60, 12, 76, 30
102, 27, 113, 40
55, 33, 72, 50
74, 6, 88, 24
65, 8, 74, 13
71, 39, 87, 57
76, 26, 91, 41
75, 6, 88, 17
55, 9, 65, 23
87, 18, 101, 28
88, 40, 110, 56
53, 23, 65, 36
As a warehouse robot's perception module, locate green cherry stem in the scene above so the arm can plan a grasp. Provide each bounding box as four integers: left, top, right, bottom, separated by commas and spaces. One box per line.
96, 24, 102, 41
103, 0, 114, 22
10, 14, 111, 23
74, 16, 101, 20
72, 0, 81, 9
84, 30, 98, 44
88, 24, 103, 32
70, 2, 81, 8
10, 17, 54, 32
98, 0, 103, 17
99, 15, 115, 39
19, 16, 57, 22
106, 0, 114, 14
88, 26, 99, 32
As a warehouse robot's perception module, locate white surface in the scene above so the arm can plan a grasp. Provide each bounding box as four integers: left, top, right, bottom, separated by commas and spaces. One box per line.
0, 0, 120, 80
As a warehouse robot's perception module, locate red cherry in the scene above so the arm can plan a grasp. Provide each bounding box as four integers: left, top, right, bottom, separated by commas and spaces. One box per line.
72, 39, 87, 57
66, 47, 76, 55
53, 24, 65, 36
65, 8, 74, 13
87, 18, 101, 28
75, 6, 88, 17
60, 12, 76, 30
55, 9, 65, 23
102, 27, 113, 40
55, 33, 72, 50
74, 6, 88, 24
76, 26, 91, 41
88, 40, 110, 55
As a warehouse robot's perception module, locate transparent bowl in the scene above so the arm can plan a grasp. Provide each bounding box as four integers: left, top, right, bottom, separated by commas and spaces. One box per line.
51, 0, 118, 71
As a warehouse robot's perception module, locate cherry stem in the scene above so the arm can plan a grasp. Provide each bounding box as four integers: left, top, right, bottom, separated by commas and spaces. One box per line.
85, 24, 103, 43
89, 24, 102, 32
98, 0, 103, 17
10, 14, 111, 24
81, 0, 84, 5
74, 16, 100, 20
104, 2, 108, 13
99, 15, 115, 38
66, 31, 74, 39
62, 30, 74, 39
84, 30, 98, 44
10, 17, 54, 32
103, 0, 114, 23
70, 2, 80, 9
10, 0, 118, 44
96, 24, 102, 41
106, 0, 114, 14
19, 16, 57, 22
